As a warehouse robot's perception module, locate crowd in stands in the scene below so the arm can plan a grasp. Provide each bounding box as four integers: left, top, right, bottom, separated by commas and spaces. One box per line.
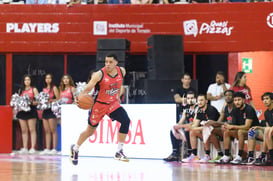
0, 0, 271, 5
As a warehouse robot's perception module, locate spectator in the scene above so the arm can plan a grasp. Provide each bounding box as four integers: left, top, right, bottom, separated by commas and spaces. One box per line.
231, 71, 256, 109
26, 0, 48, 4
207, 71, 230, 113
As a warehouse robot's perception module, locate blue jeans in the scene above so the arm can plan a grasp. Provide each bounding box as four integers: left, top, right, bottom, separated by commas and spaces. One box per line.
26, 0, 48, 4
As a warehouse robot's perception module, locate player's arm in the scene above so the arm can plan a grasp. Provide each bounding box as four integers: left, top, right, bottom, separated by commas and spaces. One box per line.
32, 87, 39, 105
188, 113, 201, 131
206, 106, 225, 127
178, 110, 187, 125
174, 110, 187, 130
81, 71, 102, 95
226, 119, 253, 130
117, 67, 126, 101
52, 86, 60, 101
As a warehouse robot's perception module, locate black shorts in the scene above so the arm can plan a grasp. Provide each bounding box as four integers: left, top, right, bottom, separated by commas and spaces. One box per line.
16, 105, 38, 120
42, 108, 56, 119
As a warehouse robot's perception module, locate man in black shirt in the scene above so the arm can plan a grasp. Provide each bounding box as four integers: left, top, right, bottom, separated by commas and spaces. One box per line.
163, 91, 197, 162
174, 73, 196, 123
250, 92, 273, 166
182, 94, 221, 163
206, 90, 235, 163
217, 92, 259, 164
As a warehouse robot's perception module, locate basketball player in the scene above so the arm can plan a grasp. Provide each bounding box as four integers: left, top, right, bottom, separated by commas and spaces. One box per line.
163, 91, 197, 162
70, 53, 131, 165
217, 92, 259, 164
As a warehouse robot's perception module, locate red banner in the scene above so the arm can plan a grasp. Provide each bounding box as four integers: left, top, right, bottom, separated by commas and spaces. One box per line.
0, 3, 273, 53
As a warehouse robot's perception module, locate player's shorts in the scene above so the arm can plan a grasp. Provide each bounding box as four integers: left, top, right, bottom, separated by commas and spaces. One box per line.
42, 108, 57, 119
16, 105, 38, 120
88, 100, 120, 127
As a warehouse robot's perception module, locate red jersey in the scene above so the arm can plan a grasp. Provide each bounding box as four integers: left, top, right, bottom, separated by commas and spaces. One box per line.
232, 86, 252, 104
60, 86, 73, 104
96, 66, 123, 104
43, 86, 55, 99
21, 87, 34, 101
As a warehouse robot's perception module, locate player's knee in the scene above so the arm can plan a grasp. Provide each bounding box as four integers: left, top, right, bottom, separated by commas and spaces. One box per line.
119, 116, 130, 134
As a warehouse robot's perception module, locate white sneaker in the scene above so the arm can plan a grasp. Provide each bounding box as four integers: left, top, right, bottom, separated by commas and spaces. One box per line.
199, 154, 210, 163
40, 149, 50, 155
181, 153, 200, 163
28, 148, 36, 154
230, 155, 242, 165
49, 149, 58, 155
18, 148, 28, 154
215, 155, 231, 164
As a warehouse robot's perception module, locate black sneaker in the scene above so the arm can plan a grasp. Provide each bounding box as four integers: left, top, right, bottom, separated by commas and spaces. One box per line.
114, 149, 129, 162
254, 156, 266, 166
163, 154, 179, 162
70, 144, 79, 165
241, 157, 255, 165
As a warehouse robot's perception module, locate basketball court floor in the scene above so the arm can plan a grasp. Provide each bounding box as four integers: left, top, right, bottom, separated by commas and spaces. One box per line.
1, 154, 273, 181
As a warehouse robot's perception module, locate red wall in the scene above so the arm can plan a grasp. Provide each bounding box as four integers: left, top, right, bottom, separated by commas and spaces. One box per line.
0, 3, 273, 53
228, 51, 273, 119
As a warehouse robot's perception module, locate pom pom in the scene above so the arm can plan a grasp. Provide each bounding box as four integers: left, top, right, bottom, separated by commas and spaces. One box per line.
10, 93, 31, 113
74, 82, 87, 96
36, 92, 51, 110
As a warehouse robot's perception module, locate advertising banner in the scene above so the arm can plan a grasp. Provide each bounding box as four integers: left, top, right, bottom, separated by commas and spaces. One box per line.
61, 104, 176, 159
0, 3, 273, 53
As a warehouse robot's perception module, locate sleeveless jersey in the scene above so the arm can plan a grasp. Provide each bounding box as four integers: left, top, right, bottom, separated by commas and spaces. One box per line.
60, 86, 73, 104
184, 104, 197, 124
21, 87, 34, 102
95, 66, 123, 104
43, 86, 55, 100
224, 105, 235, 124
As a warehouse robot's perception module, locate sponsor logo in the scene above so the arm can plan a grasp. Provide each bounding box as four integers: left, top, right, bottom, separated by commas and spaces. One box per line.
183, 19, 234, 37
6, 23, 59, 33
93, 21, 108, 35
93, 21, 151, 35
267, 13, 273, 28
183, 19, 198, 37
89, 119, 145, 144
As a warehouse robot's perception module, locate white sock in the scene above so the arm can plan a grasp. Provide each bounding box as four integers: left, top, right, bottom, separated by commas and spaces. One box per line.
117, 142, 124, 152
73, 144, 80, 152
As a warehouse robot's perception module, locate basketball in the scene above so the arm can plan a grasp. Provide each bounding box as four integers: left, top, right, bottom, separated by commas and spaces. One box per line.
77, 94, 94, 110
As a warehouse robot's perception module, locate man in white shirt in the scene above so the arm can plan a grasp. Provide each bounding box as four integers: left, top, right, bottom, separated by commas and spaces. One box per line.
207, 71, 230, 113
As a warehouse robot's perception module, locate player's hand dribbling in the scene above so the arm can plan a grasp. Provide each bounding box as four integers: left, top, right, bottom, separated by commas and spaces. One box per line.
74, 95, 79, 105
